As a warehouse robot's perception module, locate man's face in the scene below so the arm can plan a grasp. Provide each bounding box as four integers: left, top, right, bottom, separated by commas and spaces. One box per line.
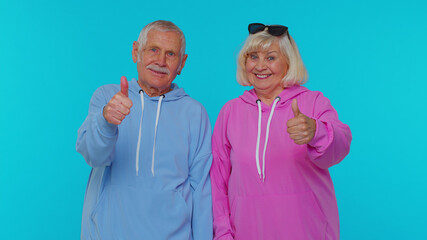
132, 29, 187, 94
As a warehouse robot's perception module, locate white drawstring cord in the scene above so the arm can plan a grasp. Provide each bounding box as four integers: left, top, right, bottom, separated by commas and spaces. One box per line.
136, 90, 145, 176
255, 100, 262, 179
151, 95, 164, 176
261, 97, 280, 182
255, 97, 280, 182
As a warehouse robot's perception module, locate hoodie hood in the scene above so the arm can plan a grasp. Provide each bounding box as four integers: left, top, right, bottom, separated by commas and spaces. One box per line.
239, 85, 310, 109
129, 78, 188, 102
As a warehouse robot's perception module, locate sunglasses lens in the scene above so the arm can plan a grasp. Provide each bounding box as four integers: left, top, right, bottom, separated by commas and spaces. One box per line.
268, 26, 288, 36
248, 23, 266, 34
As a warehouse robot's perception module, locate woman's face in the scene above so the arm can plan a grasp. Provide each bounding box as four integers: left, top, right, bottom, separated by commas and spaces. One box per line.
245, 41, 288, 95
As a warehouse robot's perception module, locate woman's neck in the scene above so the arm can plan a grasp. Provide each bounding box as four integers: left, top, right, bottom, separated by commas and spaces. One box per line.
255, 87, 284, 106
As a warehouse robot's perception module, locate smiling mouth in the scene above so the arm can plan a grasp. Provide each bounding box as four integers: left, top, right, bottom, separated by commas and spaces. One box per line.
255, 73, 271, 79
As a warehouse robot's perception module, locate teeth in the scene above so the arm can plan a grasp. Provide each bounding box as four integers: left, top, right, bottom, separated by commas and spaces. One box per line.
256, 74, 269, 78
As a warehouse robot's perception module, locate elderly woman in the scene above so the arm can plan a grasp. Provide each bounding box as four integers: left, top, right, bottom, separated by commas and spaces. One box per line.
210, 23, 352, 240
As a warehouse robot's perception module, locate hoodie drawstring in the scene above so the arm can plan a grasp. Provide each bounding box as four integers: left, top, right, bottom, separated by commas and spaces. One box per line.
255, 97, 280, 182
255, 100, 262, 179
151, 94, 164, 176
136, 90, 145, 176
135, 90, 164, 176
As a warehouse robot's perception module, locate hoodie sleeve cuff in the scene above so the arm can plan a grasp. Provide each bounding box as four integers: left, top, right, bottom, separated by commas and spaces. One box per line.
96, 107, 118, 136
308, 118, 330, 150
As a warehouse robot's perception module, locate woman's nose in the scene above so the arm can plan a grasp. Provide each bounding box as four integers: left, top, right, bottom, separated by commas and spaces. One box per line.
255, 60, 267, 71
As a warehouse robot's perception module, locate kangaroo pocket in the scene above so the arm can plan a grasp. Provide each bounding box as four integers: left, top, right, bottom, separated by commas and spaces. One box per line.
231, 191, 327, 240
90, 185, 191, 240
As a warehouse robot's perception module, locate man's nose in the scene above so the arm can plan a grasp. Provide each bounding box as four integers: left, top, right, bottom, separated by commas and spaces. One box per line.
156, 53, 167, 66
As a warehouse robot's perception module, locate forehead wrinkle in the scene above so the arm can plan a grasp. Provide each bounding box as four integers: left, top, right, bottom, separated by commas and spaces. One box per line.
147, 30, 181, 46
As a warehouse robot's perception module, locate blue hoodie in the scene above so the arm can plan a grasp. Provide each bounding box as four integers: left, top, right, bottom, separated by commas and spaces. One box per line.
76, 79, 213, 240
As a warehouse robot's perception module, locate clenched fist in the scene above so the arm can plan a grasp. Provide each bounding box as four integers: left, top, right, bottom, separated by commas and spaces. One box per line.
103, 76, 133, 125
286, 99, 316, 145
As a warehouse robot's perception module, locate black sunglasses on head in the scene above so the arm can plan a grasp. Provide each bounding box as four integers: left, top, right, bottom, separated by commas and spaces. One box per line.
248, 23, 289, 36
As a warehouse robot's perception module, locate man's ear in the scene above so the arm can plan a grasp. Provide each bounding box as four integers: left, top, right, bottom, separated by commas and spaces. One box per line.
132, 41, 139, 63
177, 54, 188, 75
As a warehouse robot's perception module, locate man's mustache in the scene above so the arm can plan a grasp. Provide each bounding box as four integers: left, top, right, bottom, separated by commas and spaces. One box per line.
146, 64, 170, 75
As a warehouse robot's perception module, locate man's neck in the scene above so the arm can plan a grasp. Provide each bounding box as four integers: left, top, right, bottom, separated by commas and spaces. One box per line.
138, 80, 172, 97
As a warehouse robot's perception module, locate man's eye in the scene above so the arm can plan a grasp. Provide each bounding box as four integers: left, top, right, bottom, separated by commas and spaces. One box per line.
150, 48, 157, 52
167, 52, 175, 57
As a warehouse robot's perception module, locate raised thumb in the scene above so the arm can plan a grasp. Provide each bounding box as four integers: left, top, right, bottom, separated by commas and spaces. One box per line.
292, 99, 301, 117
120, 76, 128, 97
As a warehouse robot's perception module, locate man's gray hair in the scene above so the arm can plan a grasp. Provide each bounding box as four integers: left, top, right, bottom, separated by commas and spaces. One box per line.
136, 20, 186, 62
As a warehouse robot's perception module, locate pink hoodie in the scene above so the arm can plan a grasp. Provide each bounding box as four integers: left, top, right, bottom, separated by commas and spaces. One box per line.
211, 86, 352, 240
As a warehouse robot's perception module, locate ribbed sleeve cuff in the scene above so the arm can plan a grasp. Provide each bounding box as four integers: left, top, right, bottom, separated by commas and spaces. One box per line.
308, 118, 329, 150
96, 109, 118, 136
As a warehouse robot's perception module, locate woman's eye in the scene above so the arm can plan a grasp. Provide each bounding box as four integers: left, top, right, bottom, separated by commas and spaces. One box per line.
267, 56, 275, 61
250, 54, 258, 60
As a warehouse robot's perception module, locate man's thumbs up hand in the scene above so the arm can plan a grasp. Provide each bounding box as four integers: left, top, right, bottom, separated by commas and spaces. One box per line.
103, 76, 133, 125
121, 76, 129, 97
286, 99, 316, 145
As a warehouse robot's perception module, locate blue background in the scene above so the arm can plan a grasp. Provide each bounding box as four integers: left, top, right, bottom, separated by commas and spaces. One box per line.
1, 0, 426, 239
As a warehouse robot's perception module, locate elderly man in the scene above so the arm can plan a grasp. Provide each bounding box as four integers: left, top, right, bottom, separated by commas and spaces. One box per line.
76, 20, 213, 239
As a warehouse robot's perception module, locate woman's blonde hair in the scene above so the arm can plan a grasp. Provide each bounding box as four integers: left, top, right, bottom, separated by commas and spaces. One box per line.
236, 29, 308, 87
